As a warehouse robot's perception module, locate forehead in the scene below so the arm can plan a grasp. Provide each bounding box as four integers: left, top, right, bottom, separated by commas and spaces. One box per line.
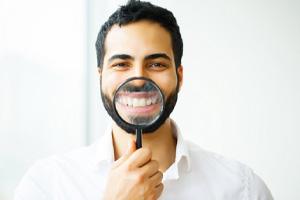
104, 20, 174, 62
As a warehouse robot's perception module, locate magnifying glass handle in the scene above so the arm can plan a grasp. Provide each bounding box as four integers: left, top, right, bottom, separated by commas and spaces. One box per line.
136, 129, 142, 149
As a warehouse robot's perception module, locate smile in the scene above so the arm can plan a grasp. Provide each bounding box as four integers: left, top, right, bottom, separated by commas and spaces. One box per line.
115, 91, 162, 116
116, 92, 161, 107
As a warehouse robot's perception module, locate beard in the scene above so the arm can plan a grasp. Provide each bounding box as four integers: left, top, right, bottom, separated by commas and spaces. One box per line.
100, 78, 179, 134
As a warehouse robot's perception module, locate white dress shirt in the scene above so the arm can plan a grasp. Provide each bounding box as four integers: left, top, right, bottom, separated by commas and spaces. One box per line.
15, 120, 273, 200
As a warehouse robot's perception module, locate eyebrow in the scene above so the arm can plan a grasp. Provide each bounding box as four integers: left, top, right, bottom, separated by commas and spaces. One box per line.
108, 53, 171, 63
144, 53, 171, 61
108, 54, 134, 62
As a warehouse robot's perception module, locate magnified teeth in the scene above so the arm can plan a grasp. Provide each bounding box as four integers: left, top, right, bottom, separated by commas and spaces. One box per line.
127, 98, 133, 107
132, 98, 146, 107
151, 97, 157, 104
118, 96, 159, 107
133, 98, 140, 107
146, 98, 152, 106
139, 98, 146, 106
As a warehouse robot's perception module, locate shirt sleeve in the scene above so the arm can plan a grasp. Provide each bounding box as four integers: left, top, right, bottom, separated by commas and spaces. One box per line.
14, 159, 54, 200
246, 167, 274, 200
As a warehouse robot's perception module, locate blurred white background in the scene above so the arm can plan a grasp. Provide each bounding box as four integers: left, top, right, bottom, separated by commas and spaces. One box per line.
1, 0, 299, 199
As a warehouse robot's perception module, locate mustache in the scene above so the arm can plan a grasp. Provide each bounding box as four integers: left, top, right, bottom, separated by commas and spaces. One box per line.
117, 81, 156, 93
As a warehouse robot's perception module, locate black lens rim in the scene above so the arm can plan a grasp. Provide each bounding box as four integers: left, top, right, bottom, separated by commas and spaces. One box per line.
112, 77, 165, 130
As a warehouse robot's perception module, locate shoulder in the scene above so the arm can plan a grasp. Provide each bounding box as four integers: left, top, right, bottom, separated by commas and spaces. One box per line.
185, 141, 273, 200
31, 143, 96, 171
14, 156, 58, 200
14, 144, 96, 199
25, 142, 97, 174
186, 140, 247, 175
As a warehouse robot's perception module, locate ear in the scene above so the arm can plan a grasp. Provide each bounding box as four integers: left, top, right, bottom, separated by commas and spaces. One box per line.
177, 65, 183, 91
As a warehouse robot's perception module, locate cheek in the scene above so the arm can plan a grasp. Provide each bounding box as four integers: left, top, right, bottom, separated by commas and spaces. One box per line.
101, 72, 124, 98
152, 73, 178, 97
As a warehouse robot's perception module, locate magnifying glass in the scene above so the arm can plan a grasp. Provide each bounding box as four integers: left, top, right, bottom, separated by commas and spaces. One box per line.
112, 77, 165, 149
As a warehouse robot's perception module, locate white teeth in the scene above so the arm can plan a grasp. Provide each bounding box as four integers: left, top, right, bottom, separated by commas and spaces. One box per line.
139, 98, 146, 107
119, 97, 158, 107
127, 98, 133, 107
151, 97, 157, 104
132, 98, 138, 107
146, 98, 152, 106
132, 98, 146, 107
121, 97, 126, 105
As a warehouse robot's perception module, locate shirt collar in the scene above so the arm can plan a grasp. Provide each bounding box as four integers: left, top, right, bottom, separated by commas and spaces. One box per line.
90, 122, 115, 169
90, 119, 191, 176
163, 120, 191, 180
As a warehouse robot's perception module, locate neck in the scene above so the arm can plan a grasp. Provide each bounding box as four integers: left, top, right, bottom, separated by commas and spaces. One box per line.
112, 118, 177, 172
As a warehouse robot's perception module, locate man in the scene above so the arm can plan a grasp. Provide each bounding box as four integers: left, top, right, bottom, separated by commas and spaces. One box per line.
15, 0, 273, 199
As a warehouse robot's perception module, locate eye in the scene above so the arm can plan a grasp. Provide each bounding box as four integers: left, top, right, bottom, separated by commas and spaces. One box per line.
148, 62, 168, 70
112, 62, 130, 70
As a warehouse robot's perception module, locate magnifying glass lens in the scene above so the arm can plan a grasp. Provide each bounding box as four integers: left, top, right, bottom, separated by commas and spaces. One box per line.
115, 79, 164, 126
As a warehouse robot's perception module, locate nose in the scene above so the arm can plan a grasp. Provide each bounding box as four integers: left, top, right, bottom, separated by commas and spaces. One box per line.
130, 65, 148, 87
131, 79, 146, 88
133, 64, 146, 77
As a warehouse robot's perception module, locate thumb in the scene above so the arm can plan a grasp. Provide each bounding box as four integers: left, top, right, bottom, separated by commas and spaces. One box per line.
113, 139, 136, 167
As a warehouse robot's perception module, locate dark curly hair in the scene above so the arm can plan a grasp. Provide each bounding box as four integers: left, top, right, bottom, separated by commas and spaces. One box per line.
95, 0, 183, 69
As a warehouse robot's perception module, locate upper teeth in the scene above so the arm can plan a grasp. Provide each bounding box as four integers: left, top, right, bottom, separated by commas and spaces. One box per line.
119, 97, 158, 107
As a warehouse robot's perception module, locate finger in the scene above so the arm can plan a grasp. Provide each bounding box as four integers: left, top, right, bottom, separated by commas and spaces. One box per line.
126, 138, 136, 154
138, 160, 159, 178
154, 183, 164, 199
149, 171, 163, 188
125, 147, 152, 169
114, 139, 136, 167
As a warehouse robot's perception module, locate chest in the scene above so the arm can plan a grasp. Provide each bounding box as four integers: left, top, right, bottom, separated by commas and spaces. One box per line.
52, 165, 245, 200
159, 173, 245, 200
